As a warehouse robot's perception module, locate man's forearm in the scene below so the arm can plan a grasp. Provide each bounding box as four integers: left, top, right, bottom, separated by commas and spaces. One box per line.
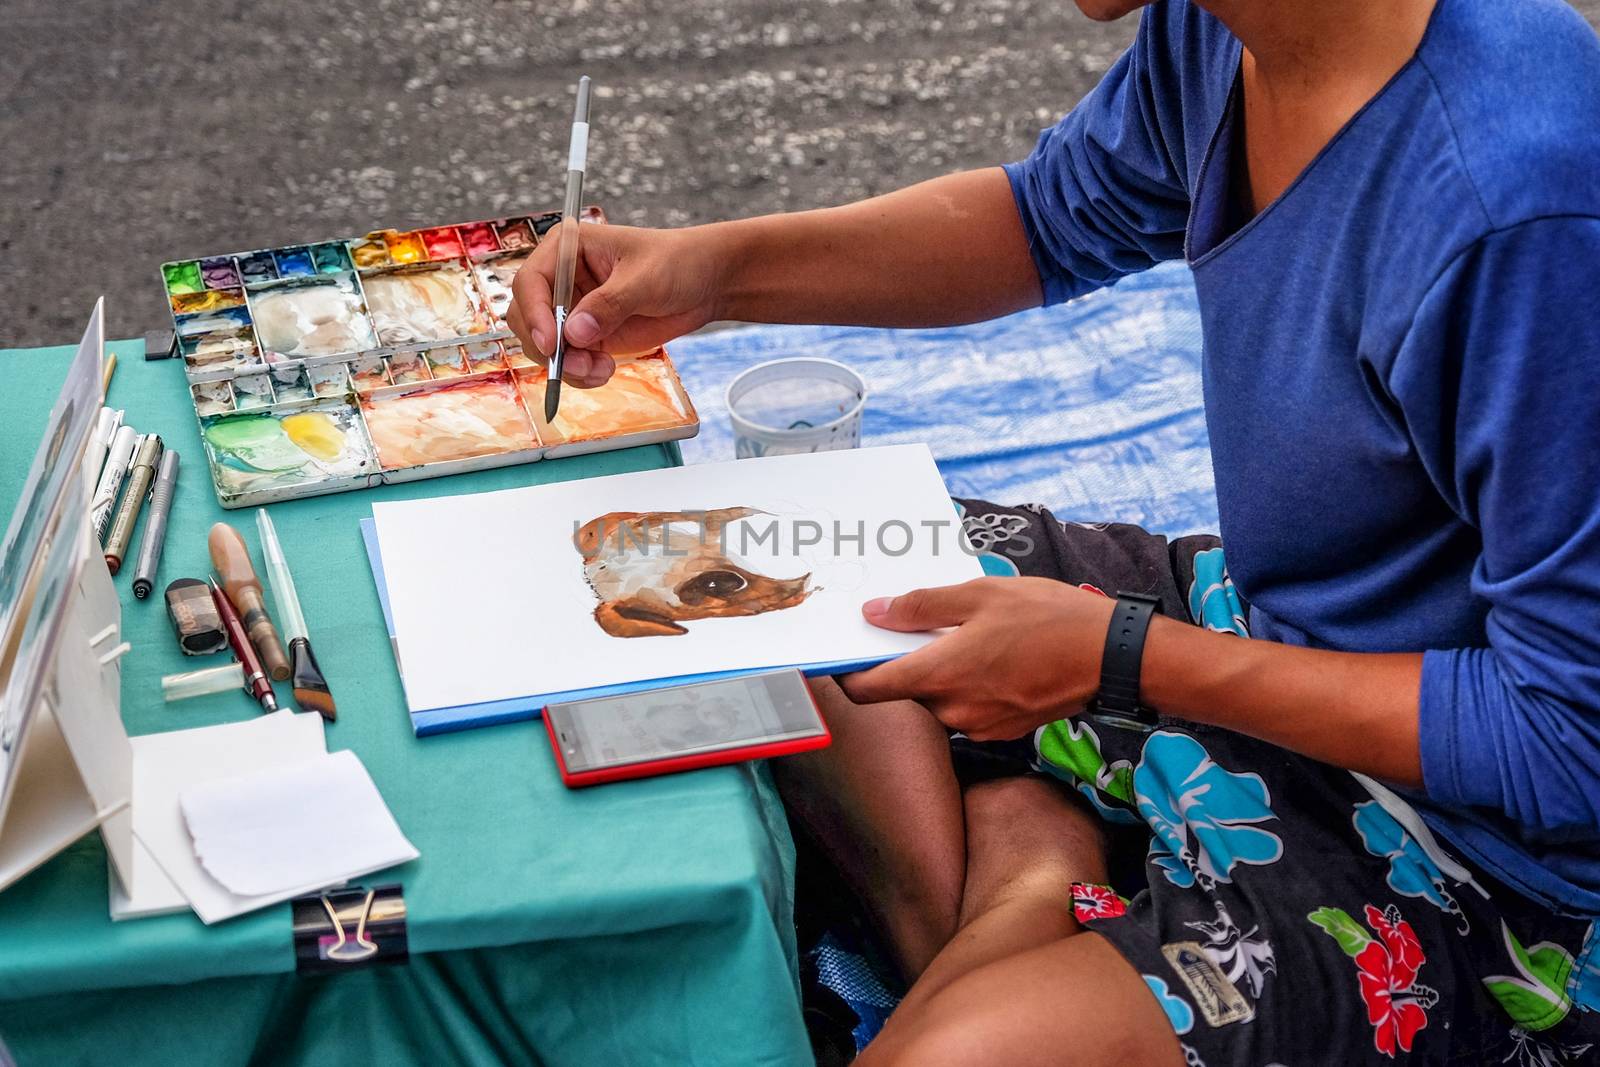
1140, 617, 1425, 786
706, 167, 1044, 329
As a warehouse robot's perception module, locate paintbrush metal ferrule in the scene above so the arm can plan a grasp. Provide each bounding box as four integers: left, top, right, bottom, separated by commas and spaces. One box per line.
544, 316, 565, 423
289, 636, 336, 722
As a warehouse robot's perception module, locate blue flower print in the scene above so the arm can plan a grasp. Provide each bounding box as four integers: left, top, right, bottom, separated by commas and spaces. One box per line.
1187, 547, 1248, 636
1134, 731, 1284, 889
1353, 800, 1470, 933
1143, 975, 1195, 1035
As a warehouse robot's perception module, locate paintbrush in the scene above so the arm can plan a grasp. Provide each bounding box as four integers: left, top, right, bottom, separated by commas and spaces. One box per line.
544, 74, 592, 424
255, 509, 336, 721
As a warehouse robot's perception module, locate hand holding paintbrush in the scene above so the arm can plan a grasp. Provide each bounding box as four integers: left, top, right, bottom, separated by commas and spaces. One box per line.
543, 74, 592, 423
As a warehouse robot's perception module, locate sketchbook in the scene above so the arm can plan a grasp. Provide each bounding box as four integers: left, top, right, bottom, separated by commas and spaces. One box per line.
365, 444, 984, 735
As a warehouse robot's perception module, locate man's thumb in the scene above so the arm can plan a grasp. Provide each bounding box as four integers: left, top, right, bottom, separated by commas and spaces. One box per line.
861, 582, 983, 632
565, 278, 639, 349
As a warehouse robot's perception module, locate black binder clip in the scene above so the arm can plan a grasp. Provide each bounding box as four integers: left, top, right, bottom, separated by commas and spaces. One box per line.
292, 883, 408, 975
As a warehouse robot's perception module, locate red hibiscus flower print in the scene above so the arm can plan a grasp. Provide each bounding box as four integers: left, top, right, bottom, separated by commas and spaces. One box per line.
1308, 903, 1440, 1060
1072, 882, 1127, 924
1355, 905, 1438, 1057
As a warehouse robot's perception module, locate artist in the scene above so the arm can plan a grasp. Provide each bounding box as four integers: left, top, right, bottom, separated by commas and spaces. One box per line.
507, 0, 1600, 1061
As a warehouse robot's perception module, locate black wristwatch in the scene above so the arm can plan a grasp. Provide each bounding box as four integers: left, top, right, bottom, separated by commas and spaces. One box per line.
1091, 592, 1161, 731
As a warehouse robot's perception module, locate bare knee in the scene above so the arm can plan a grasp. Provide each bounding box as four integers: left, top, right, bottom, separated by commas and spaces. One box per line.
960, 776, 1107, 926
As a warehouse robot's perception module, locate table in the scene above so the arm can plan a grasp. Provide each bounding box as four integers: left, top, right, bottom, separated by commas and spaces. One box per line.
0, 338, 810, 1066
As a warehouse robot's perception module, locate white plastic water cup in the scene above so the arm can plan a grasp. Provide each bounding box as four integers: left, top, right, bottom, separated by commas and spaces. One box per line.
726, 358, 868, 459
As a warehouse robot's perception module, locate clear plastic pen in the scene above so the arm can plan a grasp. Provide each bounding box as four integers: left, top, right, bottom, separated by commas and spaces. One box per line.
544, 74, 592, 424
255, 509, 306, 643
256, 508, 335, 720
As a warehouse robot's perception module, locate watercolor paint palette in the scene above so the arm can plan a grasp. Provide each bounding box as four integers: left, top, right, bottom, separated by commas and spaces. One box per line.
160, 207, 699, 507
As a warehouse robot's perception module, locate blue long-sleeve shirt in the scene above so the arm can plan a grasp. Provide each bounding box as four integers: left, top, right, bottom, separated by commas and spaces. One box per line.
1005, 0, 1600, 913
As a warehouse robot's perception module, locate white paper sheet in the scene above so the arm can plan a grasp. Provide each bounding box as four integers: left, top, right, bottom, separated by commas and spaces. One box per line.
372, 444, 986, 714
109, 837, 187, 921
130, 711, 330, 924
180, 749, 418, 898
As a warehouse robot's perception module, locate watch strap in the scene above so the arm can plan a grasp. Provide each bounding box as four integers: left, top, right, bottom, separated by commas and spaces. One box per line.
1094, 592, 1161, 727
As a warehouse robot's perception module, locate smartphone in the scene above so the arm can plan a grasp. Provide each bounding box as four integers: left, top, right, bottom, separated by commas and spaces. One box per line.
542, 669, 831, 787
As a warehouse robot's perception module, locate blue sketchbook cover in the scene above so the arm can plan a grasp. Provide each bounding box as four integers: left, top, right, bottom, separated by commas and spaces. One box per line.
360, 518, 891, 737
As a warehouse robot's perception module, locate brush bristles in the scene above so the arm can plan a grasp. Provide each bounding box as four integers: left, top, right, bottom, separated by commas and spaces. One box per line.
289, 637, 336, 722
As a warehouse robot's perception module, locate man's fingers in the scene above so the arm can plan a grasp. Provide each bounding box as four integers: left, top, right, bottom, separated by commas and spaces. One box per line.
837, 648, 940, 706
860, 579, 992, 633
509, 250, 558, 356
551, 348, 617, 389
564, 350, 616, 389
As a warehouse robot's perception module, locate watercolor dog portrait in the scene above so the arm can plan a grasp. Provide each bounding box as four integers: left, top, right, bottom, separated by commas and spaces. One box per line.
576, 507, 818, 637
369, 444, 988, 731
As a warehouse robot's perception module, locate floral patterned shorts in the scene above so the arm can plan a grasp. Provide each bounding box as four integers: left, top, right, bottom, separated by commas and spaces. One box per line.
951, 499, 1600, 1066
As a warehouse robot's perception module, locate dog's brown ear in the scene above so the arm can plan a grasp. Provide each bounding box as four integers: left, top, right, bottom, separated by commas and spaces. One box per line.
700, 506, 769, 536
594, 600, 689, 638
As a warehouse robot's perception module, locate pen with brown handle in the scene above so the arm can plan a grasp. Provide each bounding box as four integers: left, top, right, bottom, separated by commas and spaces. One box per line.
208, 522, 291, 682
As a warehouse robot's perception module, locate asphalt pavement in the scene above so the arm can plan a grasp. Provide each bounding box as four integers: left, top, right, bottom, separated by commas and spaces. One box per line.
1, 1, 1595, 347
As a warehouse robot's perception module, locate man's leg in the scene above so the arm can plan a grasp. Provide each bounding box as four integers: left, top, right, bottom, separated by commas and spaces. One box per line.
860, 774, 1181, 1066
771, 676, 967, 981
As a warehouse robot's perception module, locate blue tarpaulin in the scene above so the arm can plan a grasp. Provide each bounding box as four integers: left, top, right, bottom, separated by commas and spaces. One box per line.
669, 260, 1217, 538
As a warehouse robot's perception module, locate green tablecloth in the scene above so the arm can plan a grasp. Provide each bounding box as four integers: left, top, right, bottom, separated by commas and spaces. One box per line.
0, 339, 810, 1066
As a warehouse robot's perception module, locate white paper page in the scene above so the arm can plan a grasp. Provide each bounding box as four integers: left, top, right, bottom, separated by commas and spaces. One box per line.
372, 444, 985, 714
109, 837, 187, 921
131, 711, 327, 924
179, 750, 418, 898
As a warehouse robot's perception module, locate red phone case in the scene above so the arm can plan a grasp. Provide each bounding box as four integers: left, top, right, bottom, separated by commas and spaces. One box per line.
542, 680, 832, 788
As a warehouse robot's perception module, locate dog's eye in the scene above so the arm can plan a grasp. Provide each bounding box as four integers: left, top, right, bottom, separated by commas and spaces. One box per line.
677, 569, 748, 604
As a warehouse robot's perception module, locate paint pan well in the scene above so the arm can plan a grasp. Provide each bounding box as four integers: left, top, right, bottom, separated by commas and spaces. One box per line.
271, 364, 314, 402
463, 341, 507, 373
200, 257, 242, 290
192, 381, 235, 416
459, 221, 501, 258
201, 403, 375, 501
251, 276, 377, 358
307, 363, 351, 398
361, 263, 489, 346
171, 288, 247, 315
350, 354, 390, 393
359, 374, 537, 470
237, 251, 279, 285
163, 261, 204, 294
176, 306, 253, 340
515, 351, 694, 445
384, 231, 428, 264
311, 242, 352, 273
349, 235, 392, 270
473, 253, 529, 326
419, 227, 465, 260
233, 372, 275, 411
493, 218, 537, 249
386, 350, 432, 385
182, 331, 260, 373
425, 346, 470, 379
274, 246, 317, 277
